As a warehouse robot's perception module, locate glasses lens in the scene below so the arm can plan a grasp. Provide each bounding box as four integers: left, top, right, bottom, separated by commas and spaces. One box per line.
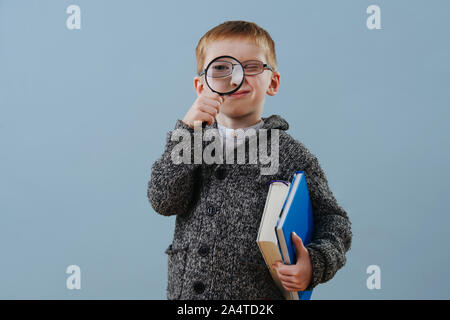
243, 61, 263, 75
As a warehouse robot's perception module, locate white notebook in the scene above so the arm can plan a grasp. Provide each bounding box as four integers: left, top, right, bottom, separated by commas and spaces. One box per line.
256, 180, 291, 300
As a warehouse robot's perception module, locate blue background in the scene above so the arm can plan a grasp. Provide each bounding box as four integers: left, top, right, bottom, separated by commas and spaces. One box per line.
1, 0, 449, 299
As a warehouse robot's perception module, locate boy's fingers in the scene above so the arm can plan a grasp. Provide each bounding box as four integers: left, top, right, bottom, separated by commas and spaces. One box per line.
197, 98, 222, 117
198, 104, 218, 117
201, 97, 223, 109
201, 90, 223, 102
201, 114, 214, 125
275, 263, 297, 276
272, 260, 283, 269
282, 279, 299, 288
292, 232, 308, 261
193, 113, 214, 127
282, 283, 300, 292
211, 93, 224, 105
272, 260, 282, 267
278, 273, 297, 283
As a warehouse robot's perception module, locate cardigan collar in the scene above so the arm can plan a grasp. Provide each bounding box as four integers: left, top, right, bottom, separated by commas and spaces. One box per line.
217, 119, 265, 140
204, 115, 290, 161
205, 114, 289, 131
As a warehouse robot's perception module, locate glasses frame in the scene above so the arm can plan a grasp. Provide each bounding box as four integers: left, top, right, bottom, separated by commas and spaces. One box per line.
199, 57, 274, 77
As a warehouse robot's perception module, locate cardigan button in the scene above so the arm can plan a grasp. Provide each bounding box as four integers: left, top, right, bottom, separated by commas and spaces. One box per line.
198, 245, 209, 257
207, 206, 216, 215
215, 168, 228, 180
193, 281, 205, 294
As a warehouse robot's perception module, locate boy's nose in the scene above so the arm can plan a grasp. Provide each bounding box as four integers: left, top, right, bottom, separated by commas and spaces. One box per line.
231, 67, 244, 86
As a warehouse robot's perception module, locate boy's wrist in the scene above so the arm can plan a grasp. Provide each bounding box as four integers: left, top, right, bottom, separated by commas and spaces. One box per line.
304, 245, 326, 291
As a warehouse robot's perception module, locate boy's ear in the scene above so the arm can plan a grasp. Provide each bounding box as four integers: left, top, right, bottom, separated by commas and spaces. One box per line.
266, 71, 281, 96
194, 76, 205, 95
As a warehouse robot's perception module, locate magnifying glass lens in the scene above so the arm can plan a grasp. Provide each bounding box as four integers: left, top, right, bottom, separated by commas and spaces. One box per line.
204, 56, 244, 95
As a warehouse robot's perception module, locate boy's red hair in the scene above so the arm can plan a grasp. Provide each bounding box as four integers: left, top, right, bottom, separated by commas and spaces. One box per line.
195, 20, 277, 76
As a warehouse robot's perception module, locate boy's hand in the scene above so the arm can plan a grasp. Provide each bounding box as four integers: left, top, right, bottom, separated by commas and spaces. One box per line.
182, 90, 225, 129
272, 232, 313, 292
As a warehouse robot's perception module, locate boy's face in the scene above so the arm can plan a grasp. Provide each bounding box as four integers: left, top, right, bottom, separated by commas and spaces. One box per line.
194, 38, 280, 121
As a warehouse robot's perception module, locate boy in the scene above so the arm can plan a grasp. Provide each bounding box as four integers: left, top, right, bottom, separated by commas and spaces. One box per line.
147, 20, 352, 300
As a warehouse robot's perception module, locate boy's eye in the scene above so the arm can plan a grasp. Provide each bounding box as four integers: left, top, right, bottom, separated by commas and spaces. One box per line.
244, 64, 260, 72
213, 65, 229, 71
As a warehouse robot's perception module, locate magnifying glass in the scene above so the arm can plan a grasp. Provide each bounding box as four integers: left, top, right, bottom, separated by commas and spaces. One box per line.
200, 55, 245, 96
197, 55, 245, 128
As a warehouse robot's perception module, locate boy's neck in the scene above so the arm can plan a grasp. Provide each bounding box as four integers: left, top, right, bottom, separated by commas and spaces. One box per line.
216, 113, 263, 129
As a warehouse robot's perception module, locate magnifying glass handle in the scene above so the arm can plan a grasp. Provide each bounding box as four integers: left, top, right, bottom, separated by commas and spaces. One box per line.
194, 120, 208, 129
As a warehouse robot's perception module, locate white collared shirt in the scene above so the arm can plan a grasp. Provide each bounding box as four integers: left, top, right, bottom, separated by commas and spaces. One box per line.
217, 119, 265, 155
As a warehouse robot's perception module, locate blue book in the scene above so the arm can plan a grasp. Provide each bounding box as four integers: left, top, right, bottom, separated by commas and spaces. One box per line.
275, 171, 314, 300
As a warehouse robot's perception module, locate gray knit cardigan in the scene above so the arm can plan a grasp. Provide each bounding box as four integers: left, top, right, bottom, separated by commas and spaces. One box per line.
147, 114, 352, 300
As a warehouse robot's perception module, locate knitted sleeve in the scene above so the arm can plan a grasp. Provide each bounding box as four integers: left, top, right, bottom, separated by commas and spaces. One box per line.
301, 154, 353, 290
147, 119, 200, 216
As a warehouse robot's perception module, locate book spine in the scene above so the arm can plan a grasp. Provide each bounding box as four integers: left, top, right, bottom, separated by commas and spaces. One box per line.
275, 227, 290, 264
280, 173, 296, 214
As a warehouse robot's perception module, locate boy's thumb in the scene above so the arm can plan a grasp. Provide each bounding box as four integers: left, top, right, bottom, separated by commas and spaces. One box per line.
292, 232, 307, 257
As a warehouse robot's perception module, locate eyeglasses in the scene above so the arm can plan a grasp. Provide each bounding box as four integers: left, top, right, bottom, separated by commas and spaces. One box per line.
199, 60, 274, 78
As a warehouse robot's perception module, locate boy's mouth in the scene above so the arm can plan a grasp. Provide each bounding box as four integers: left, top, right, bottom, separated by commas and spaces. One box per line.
230, 90, 250, 98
